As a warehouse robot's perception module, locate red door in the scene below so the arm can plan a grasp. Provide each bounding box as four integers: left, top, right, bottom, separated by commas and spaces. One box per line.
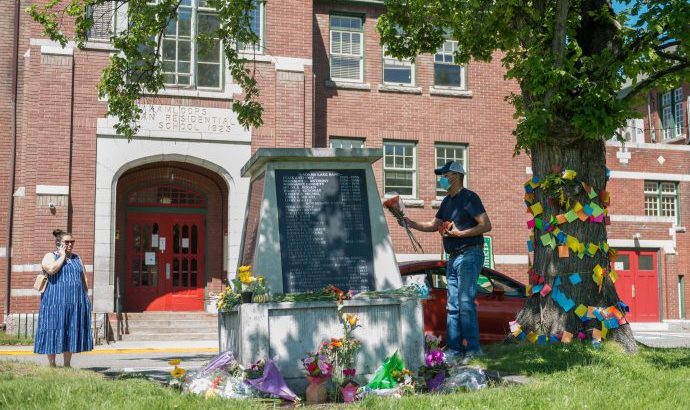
126, 213, 205, 311
612, 250, 659, 322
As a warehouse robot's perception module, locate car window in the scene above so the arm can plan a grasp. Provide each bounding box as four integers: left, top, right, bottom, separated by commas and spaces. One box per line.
477, 274, 493, 294
490, 274, 522, 296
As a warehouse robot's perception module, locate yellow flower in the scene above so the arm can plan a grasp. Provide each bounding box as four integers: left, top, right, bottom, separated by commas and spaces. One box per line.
238, 265, 252, 273
170, 366, 186, 378
168, 359, 181, 366
346, 314, 359, 327
205, 388, 217, 399
238, 270, 256, 285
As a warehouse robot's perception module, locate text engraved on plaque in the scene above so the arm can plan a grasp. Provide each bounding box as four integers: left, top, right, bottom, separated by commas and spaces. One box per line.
276, 170, 374, 293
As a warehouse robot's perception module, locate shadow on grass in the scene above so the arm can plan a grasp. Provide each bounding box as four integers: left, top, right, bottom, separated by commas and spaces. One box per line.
639, 346, 690, 370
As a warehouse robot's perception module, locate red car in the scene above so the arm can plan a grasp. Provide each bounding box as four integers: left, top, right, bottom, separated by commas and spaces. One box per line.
399, 260, 527, 345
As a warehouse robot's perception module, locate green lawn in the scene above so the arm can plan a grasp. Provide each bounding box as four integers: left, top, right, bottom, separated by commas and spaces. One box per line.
0, 331, 33, 346
1, 343, 689, 409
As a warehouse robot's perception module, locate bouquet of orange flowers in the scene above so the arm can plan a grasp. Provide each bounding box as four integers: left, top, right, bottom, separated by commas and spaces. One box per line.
383, 195, 424, 253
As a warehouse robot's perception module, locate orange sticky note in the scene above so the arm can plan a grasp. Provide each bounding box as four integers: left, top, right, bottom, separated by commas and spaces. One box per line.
561, 331, 573, 343
587, 306, 596, 318
525, 193, 535, 203
558, 245, 570, 258
556, 214, 567, 225
577, 210, 588, 221
592, 328, 602, 341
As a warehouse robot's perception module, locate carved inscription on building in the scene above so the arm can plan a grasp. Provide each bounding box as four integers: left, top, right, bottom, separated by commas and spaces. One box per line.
139, 104, 240, 134
276, 170, 374, 293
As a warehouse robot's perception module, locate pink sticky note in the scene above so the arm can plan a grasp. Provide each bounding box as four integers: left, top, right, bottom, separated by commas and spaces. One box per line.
540, 284, 552, 297
527, 219, 535, 229
591, 214, 604, 223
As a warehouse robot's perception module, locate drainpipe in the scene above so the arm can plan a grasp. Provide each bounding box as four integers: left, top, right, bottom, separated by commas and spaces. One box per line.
4, 0, 21, 323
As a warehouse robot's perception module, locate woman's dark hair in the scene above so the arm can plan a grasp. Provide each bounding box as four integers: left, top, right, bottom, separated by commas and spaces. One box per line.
53, 229, 71, 241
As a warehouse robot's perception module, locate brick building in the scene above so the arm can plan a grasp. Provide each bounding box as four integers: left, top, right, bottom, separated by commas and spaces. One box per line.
0, 1, 688, 326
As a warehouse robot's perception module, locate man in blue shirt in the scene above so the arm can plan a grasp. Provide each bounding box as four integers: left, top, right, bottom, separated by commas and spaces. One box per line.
405, 160, 492, 363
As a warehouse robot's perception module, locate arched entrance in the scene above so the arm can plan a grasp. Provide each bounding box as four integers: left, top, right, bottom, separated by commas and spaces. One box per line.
115, 162, 228, 312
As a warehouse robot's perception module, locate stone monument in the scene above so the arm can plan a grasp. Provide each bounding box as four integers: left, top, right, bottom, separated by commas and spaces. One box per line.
219, 148, 422, 392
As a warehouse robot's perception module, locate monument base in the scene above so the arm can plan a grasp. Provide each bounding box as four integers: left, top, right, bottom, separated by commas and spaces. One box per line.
218, 297, 424, 393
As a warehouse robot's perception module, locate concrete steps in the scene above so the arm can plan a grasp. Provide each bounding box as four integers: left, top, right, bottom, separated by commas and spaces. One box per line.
112, 312, 218, 342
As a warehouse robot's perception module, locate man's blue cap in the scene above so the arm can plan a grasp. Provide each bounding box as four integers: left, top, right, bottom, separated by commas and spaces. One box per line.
434, 160, 465, 175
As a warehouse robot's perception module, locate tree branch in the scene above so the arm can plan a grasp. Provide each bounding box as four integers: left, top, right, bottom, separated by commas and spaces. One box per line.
654, 49, 688, 64
622, 62, 690, 101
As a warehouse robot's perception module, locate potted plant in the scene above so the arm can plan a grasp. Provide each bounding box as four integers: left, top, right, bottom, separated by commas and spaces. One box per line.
234, 265, 256, 303
418, 334, 449, 392
250, 275, 270, 303
216, 287, 241, 312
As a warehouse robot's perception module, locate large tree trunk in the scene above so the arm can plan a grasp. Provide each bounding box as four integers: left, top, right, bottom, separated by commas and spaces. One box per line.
513, 139, 638, 352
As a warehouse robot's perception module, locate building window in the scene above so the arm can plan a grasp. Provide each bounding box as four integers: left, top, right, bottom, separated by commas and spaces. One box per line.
382, 46, 413, 85
383, 141, 416, 197
435, 144, 467, 197
238, 0, 265, 53
660, 88, 684, 140
330, 137, 365, 149
644, 181, 679, 222
330, 15, 364, 82
86, 2, 115, 40
434, 40, 465, 88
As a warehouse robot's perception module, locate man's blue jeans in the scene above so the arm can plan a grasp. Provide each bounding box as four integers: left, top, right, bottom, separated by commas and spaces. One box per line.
446, 247, 484, 356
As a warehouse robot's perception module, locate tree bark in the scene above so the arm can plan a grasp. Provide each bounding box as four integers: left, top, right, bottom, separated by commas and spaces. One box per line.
512, 139, 638, 352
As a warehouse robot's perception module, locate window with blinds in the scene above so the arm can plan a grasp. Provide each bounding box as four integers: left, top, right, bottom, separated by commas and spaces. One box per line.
87, 2, 115, 40
330, 15, 364, 82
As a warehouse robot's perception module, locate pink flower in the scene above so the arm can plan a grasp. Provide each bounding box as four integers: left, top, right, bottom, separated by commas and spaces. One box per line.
343, 368, 356, 377
303, 356, 313, 365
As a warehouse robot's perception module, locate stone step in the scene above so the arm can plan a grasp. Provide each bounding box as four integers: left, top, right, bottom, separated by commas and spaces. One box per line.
122, 319, 217, 330
121, 326, 216, 335
118, 333, 218, 342
113, 312, 217, 320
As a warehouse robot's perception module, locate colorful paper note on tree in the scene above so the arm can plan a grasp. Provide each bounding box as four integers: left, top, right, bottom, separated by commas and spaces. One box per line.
530, 202, 544, 216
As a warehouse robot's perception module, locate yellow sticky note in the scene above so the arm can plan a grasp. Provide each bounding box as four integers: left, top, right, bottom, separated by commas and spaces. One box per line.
573, 202, 583, 212
609, 270, 618, 283
593, 264, 604, 278
530, 202, 544, 216
601, 325, 608, 340
565, 210, 578, 223
562, 169, 577, 180
602, 242, 609, 253
575, 304, 588, 317
566, 235, 579, 251
525, 284, 532, 297
527, 332, 538, 343
588, 243, 599, 255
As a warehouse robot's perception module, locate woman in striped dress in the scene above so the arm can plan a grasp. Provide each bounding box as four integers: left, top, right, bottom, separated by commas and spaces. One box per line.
34, 229, 93, 367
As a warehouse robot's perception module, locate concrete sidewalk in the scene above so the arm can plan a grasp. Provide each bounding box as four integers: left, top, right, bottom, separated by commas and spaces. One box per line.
0, 339, 219, 356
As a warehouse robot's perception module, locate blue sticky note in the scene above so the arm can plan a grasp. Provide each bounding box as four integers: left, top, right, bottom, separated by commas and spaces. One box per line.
527, 240, 534, 252
537, 335, 547, 345
583, 204, 594, 216
525, 184, 534, 193
561, 298, 575, 312
557, 232, 566, 244
554, 276, 562, 287
593, 309, 605, 321
605, 318, 620, 329
518, 331, 527, 340
532, 176, 541, 184
551, 287, 560, 301
617, 301, 630, 312
569, 274, 582, 285
592, 340, 602, 348
550, 335, 560, 344
532, 284, 544, 294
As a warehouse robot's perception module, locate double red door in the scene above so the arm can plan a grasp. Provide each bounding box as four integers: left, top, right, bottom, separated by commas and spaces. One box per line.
125, 213, 205, 311
612, 250, 659, 322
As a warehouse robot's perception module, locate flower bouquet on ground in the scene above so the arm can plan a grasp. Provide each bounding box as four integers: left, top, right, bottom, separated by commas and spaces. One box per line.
216, 287, 241, 312
166, 358, 186, 390
324, 308, 362, 402
302, 349, 334, 403
244, 359, 299, 402
418, 334, 450, 392
383, 195, 424, 253
358, 351, 416, 399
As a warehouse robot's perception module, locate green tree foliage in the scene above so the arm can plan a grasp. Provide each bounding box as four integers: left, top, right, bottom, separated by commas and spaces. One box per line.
28, 0, 264, 140
378, 0, 689, 153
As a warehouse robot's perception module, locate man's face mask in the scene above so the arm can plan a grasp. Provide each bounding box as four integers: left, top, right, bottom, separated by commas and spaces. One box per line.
439, 176, 451, 190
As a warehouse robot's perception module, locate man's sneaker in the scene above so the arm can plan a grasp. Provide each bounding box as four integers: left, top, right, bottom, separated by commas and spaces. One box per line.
460, 350, 485, 365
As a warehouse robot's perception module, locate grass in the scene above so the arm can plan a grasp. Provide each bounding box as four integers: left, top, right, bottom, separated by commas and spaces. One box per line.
1, 343, 689, 409
0, 331, 33, 346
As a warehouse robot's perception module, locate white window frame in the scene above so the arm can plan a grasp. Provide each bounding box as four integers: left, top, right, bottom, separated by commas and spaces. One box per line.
661, 88, 684, 140
383, 141, 417, 198
644, 181, 679, 223
237, 0, 265, 54
330, 137, 366, 149
433, 40, 466, 89
382, 45, 414, 86
434, 143, 468, 198
329, 14, 364, 83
